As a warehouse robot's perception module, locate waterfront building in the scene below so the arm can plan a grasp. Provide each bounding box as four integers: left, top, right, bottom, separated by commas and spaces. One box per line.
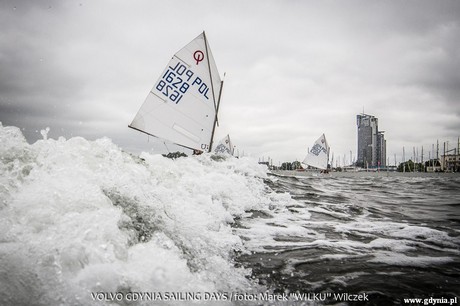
426, 160, 442, 172
441, 154, 460, 172
377, 131, 386, 167
356, 113, 386, 168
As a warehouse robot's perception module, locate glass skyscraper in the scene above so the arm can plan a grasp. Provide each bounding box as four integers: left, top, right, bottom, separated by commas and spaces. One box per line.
357, 113, 386, 167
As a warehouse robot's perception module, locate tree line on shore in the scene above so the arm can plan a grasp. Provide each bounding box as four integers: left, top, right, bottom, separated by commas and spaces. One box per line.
277, 159, 449, 172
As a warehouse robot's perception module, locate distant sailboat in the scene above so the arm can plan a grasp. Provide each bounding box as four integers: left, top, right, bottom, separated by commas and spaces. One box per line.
129, 32, 223, 153
214, 134, 234, 155
303, 134, 330, 171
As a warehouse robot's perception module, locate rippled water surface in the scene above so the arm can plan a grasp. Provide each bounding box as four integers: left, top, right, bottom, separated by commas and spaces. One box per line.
235, 172, 460, 305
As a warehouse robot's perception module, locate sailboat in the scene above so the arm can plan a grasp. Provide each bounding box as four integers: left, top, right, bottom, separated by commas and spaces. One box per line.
214, 134, 234, 155
129, 32, 223, 153
303, 134, 330, 172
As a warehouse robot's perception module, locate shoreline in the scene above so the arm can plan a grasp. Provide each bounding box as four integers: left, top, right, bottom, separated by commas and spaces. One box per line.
270, 170, 460, 178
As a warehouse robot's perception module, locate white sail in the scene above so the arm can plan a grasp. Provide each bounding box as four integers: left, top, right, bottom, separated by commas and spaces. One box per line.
303, 134, 329, 170
214, 134, 234, 155
129, 32, 222, 152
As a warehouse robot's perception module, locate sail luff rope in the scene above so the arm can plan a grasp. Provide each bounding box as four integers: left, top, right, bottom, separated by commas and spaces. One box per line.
203, 31, 220, 153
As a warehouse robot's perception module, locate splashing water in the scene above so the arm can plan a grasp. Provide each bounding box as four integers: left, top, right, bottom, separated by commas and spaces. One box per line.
40, 127, 50, 140
0, 123, 287, 305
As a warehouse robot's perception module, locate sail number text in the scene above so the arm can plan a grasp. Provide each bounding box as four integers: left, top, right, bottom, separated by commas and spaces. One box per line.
156, 61, 211, 104
310, 144, 327, 156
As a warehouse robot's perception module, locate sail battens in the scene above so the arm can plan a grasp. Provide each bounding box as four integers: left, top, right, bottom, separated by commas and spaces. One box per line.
150, 91, 167, 102
129, 32, 222, 152
173, 55, 190, 67
173, 124, 200, 142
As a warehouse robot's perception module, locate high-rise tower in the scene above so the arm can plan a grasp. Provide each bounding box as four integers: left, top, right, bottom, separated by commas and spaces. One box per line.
377, 131, 386, 167
357, 113, 385, 167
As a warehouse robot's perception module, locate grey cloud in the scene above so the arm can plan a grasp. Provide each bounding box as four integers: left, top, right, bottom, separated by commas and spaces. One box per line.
1, 0, 459, 163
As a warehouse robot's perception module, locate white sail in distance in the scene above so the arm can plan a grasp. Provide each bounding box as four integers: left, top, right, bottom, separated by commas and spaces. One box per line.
214, 134, 234, 155
129, 32, 223, 152
303, 134, 330, 170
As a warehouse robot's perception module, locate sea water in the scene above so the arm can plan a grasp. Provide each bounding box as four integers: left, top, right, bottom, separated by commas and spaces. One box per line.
236, 171, 460, 305
1, 123, 459, 305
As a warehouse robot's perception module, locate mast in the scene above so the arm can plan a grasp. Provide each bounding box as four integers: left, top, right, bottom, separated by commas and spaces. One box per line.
429, 151, 431, 172
437, 140, 439, 161
209, 78, 224, 153
421, 146, 424, 171
443, 142, 446, 171
329, 150, 332, 170
327, 135, 330, 170
403, 146, 405, 173
203, 31, 221, 153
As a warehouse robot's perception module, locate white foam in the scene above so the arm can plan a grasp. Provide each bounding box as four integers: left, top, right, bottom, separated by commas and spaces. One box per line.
369, 251, 453, 267
0, 124, 275, 305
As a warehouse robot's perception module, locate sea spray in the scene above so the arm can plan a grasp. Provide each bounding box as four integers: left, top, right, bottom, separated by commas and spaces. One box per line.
0, 124, 279, 305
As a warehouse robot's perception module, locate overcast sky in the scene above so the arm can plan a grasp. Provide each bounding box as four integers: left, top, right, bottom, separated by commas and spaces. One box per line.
1, 0, 459, 165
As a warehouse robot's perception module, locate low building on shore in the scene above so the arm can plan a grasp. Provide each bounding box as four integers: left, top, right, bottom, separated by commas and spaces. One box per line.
441, 154, 460, 172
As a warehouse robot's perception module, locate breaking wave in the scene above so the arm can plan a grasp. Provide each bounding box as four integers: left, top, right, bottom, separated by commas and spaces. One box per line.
0, 123, 288, 305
